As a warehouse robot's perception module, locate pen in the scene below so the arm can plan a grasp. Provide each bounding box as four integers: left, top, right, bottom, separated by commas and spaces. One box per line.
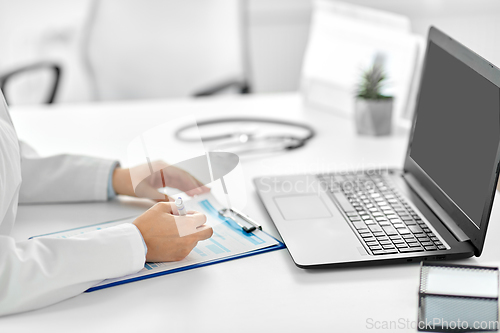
175, 197, 187, 216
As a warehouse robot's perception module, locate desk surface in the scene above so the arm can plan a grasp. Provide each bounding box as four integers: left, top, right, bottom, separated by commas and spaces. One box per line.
3, 93, 500, 333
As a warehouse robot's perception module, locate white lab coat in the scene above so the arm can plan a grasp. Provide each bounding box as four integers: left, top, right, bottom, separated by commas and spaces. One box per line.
0, 97, 146, 316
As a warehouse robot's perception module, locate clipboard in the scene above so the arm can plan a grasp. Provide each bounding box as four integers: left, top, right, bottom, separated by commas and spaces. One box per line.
30, 194, 285, 292
89, 233, 284, 292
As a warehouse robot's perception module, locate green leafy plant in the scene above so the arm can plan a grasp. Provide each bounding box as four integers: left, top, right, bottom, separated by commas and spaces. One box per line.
356, 60, 392, 100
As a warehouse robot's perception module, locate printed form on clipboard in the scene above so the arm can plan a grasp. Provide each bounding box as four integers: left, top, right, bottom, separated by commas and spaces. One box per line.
30, 193, 284, 292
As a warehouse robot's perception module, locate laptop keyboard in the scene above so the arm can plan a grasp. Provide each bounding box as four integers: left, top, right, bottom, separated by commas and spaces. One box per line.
318, 172, 448, 255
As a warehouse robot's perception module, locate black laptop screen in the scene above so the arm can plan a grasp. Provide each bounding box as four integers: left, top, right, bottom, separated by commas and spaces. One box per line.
409, 41, 500, 228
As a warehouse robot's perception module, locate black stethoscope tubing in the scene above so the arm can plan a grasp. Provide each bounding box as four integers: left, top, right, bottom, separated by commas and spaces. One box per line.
174, 117, 316, 151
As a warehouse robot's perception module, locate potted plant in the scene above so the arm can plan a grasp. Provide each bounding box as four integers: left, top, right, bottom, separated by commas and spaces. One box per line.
354, 58, 393, 136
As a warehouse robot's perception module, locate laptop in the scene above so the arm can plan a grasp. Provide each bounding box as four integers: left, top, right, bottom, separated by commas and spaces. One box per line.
254, 27, 500, 268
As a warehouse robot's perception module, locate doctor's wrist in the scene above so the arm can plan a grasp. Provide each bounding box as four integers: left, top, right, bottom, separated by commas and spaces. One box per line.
112, 167, 135, 197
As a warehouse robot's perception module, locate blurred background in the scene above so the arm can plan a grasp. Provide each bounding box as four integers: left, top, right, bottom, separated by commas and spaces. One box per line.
0, 0, 499, 106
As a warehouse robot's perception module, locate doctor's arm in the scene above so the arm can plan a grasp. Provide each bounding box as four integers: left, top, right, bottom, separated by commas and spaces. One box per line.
0, 202, 212, 316
3, 144, 213, 316
18, 145, 118, 203
18, 142, 209, 203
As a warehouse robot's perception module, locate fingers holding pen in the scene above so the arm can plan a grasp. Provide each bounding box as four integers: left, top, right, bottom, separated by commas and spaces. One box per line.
173, 210, 210, 237
194, 225, 213, 241
186, 211, 207, 228
134, 203, 212, 262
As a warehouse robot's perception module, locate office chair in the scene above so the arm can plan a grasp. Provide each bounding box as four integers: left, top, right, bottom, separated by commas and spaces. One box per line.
83, 0, 252, 101
0, 61, 62, 105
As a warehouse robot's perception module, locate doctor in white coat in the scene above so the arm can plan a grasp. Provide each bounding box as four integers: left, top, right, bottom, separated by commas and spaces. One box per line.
0, 94, 213, 316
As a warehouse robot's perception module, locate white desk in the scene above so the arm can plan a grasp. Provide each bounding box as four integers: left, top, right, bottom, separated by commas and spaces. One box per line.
3, 93, 500, 332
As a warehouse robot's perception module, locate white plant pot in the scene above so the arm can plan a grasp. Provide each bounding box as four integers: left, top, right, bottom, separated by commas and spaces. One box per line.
354, 98, 393, 136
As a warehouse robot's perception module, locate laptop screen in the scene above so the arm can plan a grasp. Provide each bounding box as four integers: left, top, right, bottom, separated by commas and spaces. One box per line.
409, 41, 500, 228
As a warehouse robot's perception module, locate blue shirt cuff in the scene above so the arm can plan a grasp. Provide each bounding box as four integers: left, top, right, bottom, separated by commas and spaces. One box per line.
107, 161, 120, 200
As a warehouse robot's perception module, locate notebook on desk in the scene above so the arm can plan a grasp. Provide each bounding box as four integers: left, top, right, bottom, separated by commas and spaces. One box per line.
30, 193, 284, 292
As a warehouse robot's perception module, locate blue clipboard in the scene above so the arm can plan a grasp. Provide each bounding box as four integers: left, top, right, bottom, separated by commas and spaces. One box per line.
30, 200, 285, 293
87, 235, 285, 292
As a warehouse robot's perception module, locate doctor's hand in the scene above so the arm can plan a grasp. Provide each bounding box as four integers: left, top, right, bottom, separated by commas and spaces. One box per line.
112, 160, 210, 201
133, 202, 213, 262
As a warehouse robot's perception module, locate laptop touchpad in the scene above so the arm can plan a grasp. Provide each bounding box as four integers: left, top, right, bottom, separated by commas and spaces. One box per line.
274, 195, 332, 220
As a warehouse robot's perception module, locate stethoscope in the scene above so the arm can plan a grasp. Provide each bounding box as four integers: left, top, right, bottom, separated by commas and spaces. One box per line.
174, 117, 316, 156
